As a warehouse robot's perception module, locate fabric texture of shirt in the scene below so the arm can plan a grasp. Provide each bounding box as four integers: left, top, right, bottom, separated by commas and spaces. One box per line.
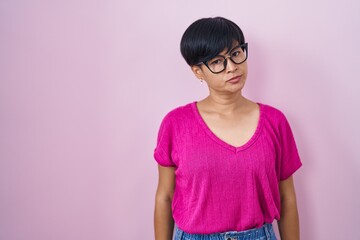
153, 101, 302, 234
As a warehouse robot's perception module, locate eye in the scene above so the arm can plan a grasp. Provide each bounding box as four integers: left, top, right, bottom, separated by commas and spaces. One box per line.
209, 58, 224, 66
231, 48, 244, 57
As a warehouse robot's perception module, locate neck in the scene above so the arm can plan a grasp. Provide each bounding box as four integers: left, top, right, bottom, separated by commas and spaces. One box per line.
203, 92, 248, 115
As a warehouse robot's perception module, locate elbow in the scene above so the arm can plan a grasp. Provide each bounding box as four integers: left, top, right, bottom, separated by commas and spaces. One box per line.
155, 189, 174, 204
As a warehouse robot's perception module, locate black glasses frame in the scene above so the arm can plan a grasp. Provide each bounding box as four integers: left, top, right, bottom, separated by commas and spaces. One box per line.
198, 42, 248, 74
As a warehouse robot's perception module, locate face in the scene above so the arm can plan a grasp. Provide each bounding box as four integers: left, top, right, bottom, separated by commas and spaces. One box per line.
191, 42, 248, 94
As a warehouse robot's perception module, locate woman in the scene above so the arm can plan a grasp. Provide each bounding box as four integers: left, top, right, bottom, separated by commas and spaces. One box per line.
154, 17, 302, 240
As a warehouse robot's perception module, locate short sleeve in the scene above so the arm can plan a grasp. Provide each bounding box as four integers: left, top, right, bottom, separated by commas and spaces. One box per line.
153, 114, 176, 167
278, 113, 302, 181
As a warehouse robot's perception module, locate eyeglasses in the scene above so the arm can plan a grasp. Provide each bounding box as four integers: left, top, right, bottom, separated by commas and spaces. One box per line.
198, 43, 248, 74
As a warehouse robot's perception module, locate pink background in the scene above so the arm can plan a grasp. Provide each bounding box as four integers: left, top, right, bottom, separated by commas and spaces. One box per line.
1, 0, 359, 239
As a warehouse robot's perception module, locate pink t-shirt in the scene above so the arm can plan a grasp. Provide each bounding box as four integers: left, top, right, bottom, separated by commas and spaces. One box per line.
153, 101, 302, 234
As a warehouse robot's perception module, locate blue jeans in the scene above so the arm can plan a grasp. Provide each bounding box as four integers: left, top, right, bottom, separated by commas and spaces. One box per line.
173, 223, 277, 240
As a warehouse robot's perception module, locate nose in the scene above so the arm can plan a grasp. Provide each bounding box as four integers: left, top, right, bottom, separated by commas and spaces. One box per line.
225, 57, 238, 72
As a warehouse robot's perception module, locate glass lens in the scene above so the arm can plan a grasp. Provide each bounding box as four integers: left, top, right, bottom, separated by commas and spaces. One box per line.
230, 46, 247, 64
207, 56, 226, 73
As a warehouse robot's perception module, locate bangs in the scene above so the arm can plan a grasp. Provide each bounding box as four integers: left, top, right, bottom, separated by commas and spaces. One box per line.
196, 20, 244, 63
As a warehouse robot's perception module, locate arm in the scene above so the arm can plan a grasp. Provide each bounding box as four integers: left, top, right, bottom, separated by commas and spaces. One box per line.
154, 165, 176, 240
277, 176, 300, 240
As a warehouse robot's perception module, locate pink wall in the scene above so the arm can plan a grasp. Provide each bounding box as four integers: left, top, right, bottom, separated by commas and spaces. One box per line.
1, 0, 359, 239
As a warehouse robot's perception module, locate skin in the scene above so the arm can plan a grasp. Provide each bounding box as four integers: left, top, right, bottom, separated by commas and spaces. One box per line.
154, 42, 300, 240
154, 165, 175, 240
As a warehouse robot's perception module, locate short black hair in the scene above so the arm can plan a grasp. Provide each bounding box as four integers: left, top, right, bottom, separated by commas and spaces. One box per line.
180, 17, 245, 66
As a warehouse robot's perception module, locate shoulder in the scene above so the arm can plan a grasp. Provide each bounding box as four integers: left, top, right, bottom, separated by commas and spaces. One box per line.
260, 102, 287, 123
158, 101, 195, 125
259, 103, 297, 137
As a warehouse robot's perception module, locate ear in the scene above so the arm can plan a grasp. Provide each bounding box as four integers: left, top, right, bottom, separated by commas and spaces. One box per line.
191, 65, 205, 80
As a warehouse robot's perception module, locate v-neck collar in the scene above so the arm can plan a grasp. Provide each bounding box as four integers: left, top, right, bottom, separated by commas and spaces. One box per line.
191, 101, 264, 153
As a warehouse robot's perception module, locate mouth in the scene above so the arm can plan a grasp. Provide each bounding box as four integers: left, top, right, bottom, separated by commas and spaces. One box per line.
226, 75, 242, 83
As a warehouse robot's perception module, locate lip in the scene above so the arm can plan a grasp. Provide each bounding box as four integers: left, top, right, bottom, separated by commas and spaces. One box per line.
226, 75, 242, 83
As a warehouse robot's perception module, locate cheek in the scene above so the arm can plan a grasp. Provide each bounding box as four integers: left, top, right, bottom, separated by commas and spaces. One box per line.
241, 62, 248, 73
240, 64, 248, 80
203, 72, 220, 83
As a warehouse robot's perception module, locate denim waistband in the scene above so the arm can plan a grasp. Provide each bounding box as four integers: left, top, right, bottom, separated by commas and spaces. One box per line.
174, 223, 276, 240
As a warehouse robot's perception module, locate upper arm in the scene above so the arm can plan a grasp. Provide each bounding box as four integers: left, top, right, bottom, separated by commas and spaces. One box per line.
279, 175, 297, 201
156, 165, 176, 202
